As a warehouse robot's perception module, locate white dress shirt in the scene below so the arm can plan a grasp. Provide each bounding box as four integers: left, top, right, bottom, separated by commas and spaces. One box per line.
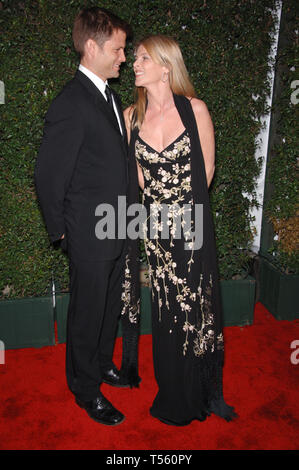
78, 64, 123, 135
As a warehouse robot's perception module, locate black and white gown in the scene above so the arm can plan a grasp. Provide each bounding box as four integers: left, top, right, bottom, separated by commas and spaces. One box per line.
131, 95, 236, 425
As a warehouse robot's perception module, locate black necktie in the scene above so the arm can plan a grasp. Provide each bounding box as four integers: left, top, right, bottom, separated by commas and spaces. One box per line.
105, 85, 120, 129
105, 85, 114, 109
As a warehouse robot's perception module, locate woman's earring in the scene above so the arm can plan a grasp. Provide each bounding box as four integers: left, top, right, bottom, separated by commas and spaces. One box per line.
161, 72, 169, 83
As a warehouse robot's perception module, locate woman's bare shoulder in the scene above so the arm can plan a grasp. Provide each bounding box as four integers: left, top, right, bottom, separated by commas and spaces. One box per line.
123, 105, 134, 122
187, 97, 209, 115
123, 105, 134, 140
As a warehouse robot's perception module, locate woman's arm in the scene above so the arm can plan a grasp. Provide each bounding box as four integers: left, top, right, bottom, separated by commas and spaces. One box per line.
190, 98, 215, 188
123, 106, 144, 190
137, 163, 144, 190
123, 106, 132, 143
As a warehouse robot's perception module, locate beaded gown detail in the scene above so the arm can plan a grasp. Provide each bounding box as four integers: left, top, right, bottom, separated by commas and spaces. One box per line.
135, 124, 236, 425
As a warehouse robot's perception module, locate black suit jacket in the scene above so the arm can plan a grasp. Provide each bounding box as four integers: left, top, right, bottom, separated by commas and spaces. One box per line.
35, 70, 130, 262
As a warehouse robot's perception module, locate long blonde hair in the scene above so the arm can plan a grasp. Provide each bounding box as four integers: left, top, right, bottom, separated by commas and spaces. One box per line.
131, 35, 196, 129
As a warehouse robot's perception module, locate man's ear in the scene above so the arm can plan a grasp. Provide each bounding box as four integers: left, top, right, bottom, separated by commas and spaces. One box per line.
83, 38, 98, 60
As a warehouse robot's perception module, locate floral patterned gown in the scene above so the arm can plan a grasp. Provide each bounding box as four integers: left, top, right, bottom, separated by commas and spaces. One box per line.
135, 128, 235, 425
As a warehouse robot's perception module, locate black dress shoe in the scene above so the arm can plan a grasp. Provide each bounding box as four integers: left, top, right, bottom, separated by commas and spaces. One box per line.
75, 393, 125, 426
102, 366, 130, 388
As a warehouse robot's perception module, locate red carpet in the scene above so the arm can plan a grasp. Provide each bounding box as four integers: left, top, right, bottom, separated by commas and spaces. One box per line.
0, 302, 298, 450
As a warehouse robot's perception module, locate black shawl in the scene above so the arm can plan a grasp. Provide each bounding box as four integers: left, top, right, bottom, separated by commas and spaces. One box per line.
120, 94, 237, 420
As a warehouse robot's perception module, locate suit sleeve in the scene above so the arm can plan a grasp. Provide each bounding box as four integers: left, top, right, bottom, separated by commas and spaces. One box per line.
35, 95, 84, 243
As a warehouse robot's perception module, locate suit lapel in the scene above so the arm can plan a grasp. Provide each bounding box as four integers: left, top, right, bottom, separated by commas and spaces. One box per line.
74, 70, 128, 181
111, 90, 127, 142
75, 70, 122, 135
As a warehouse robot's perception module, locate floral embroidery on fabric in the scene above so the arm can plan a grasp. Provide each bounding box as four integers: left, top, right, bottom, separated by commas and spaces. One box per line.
121, 254, 140, 324
136, 131, 223, 357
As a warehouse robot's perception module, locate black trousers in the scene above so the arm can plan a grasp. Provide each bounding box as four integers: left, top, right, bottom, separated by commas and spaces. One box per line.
65, 250, 125, 401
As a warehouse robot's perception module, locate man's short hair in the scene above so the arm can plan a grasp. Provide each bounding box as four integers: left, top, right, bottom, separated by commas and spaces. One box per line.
73, 7, 132, 56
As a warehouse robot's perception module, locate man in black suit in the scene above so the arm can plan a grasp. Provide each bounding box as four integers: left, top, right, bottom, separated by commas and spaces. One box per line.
35, 7, 138, 426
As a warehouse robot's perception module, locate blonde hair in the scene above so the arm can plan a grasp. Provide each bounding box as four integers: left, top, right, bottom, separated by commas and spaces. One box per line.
131, 35, 196, 129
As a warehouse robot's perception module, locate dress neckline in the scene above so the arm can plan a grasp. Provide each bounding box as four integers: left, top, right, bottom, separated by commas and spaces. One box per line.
137, 129, 187, 155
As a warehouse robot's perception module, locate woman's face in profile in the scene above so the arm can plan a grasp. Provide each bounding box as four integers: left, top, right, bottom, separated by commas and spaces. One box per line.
133, 44, 164, 88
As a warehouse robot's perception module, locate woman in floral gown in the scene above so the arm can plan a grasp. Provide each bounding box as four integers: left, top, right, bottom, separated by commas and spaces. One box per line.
124, 35, 236, 426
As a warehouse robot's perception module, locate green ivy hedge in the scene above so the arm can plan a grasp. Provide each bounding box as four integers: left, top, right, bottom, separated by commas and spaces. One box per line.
0, 0, 279, 298
263, 0, 299, 274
